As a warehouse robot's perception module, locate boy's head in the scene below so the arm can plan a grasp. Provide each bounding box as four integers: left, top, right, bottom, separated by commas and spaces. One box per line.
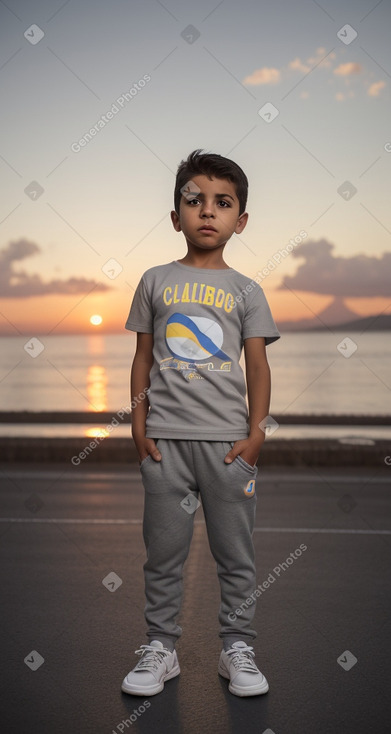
174, 149, 248, 216
171, 149, 249, 252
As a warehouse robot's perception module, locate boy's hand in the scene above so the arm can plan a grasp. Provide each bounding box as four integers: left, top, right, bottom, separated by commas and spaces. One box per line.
224, 436, 265, 468
136, 438, 162, 464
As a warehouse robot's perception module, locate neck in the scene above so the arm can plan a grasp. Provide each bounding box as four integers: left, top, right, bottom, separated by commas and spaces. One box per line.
177, 247, 230, 269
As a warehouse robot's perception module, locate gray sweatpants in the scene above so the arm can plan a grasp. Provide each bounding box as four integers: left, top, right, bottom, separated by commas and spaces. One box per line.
139, 439, 259, 652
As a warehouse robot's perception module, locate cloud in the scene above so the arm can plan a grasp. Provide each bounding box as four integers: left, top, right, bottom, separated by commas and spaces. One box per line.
334, 62, 362, 76
244, 48, 337, 88
243, 47, 383, 100
0, 239, 112, 298
306, 47, 336, 69
242, 67, 281, 85
277, 239, 391, 297
289, 57, 310, 74
368, 80, 386, 96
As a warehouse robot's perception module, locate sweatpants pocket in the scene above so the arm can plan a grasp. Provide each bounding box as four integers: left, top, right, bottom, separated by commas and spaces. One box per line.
233, 454, 258, 473
139, 438, 161, 468
228, 441, 258, 474
211, 442, 258, 503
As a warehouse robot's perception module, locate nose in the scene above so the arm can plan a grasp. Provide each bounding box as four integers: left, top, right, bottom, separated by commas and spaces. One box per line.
200, 200, 215, 218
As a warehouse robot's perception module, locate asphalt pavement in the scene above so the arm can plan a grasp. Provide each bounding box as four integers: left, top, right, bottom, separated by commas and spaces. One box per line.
1, 462, 390, 734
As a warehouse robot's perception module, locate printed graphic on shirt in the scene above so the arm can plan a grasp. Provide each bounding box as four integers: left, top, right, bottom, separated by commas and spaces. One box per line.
163, 283, 235, 313
160, 312, 232, 381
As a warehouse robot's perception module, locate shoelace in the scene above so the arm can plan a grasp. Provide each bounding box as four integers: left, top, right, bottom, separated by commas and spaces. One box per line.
226, 644, 259, 673
134, 644, 171, 673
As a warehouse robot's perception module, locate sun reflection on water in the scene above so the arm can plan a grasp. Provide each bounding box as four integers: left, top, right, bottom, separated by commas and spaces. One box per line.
87, 364, 108, 412
84, 426, 110, 438
84, 363, 109, 438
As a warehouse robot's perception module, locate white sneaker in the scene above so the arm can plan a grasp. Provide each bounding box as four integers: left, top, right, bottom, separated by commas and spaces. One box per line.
121, 640, 180, 696
218, 641, 269, 697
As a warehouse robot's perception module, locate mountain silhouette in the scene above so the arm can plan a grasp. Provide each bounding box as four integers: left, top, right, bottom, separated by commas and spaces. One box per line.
277, 297, 391, 331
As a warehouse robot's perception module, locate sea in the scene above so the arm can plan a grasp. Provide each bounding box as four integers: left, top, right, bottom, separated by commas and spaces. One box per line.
0, 332, 390, 440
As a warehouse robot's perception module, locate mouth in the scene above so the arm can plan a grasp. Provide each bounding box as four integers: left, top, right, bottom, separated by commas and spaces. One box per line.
198, 226, 217, 232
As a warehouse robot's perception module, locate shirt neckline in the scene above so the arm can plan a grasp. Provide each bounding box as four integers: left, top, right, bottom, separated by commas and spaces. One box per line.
172, 260, 234, 274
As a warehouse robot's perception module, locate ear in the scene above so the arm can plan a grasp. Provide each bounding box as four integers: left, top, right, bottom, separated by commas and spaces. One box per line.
235, 211, 248, 234
170, 209, 182, 232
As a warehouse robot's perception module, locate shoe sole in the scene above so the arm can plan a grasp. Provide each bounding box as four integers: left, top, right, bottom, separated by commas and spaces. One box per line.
121, 662, 180, 696
218, 661, 269, 697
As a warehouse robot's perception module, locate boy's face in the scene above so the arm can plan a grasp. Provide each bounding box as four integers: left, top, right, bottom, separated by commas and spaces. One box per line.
171, 174, 248, 252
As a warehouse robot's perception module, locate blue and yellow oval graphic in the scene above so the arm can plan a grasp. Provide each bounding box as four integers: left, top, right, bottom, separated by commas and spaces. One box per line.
165, 313, 230, 362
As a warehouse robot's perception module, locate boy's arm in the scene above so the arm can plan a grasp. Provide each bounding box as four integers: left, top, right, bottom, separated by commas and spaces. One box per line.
224, 336, 271, 466
244, 336, 271, 442
131, 332, 162, 462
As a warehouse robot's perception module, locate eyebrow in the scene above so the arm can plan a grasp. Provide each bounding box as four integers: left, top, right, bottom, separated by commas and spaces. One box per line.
189, 192, 235, 201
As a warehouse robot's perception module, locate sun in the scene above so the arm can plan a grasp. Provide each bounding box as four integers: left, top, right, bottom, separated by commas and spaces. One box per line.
90, 314, 103, 326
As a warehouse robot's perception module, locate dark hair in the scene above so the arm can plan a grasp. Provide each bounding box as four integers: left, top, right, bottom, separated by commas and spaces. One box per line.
174, 149, 248, 215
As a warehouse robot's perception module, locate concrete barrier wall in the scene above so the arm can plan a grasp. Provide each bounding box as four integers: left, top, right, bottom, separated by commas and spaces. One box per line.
0, 437, 388, 467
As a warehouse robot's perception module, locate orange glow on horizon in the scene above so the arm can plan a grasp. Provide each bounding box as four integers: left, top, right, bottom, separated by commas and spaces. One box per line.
0, 290, 389, 335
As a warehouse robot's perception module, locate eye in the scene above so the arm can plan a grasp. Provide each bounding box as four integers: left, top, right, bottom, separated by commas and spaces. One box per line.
219, 200, 230, 207
186, 198, 200, 205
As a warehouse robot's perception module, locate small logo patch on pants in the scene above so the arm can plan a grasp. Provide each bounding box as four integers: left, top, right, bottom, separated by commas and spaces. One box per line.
244, 479, 255, 497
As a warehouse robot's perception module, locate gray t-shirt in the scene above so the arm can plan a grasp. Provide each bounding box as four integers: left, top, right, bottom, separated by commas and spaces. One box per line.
125, 260, 280, 440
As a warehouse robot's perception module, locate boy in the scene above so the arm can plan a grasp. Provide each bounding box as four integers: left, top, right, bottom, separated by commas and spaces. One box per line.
122, 149, 280, 698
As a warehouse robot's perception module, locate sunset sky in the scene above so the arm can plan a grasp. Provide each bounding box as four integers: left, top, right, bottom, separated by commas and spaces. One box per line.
0, 0, 390, 334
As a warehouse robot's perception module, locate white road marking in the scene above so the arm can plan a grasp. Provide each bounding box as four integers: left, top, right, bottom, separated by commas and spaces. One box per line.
0, 518, 390, 534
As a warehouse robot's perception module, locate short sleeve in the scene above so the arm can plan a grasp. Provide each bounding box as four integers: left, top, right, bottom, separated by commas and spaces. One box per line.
124, 275, 153, 333
242, 286, 280, 346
